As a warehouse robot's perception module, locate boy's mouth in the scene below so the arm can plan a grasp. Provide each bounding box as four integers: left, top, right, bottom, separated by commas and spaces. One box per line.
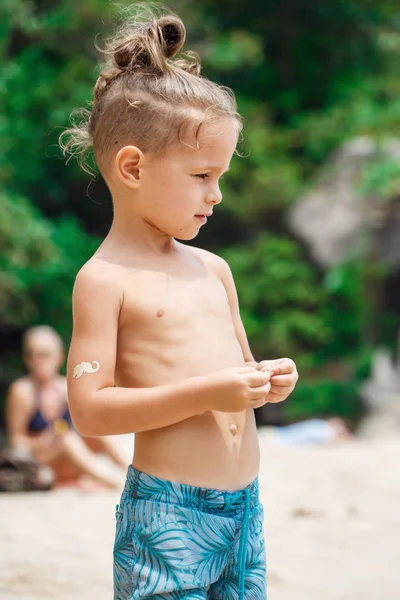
195, 214, 211, 224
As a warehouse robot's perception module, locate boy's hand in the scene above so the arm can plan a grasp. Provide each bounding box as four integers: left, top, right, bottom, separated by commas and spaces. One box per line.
203, 367, 273, 413
257, 358, 298, 404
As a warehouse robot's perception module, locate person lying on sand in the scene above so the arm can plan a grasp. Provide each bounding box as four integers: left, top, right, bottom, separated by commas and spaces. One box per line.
267, 417, 353, 445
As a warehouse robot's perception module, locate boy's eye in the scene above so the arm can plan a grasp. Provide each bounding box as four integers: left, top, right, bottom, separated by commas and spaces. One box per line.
195, 173, 209, 180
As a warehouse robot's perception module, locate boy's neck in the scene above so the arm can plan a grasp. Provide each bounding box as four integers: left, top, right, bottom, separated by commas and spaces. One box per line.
108, 213, 176, 256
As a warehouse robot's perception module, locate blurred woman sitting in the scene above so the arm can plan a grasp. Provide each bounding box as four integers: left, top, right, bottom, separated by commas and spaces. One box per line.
5, 326, 128, 489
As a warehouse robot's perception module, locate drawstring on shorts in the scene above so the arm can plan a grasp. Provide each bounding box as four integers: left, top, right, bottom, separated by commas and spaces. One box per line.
238, 487, 251, 599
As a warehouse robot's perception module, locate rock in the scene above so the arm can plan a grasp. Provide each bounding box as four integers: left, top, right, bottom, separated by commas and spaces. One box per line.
358, 341, 400, 438
286, 137, 400, 269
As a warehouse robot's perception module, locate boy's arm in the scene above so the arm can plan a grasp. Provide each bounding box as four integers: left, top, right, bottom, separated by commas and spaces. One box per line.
216, 257, 258, 368
67, 265, 211, 437
216, 255, 299, 400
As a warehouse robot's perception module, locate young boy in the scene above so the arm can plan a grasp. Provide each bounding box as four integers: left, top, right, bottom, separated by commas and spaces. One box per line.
64, 8, 298, 599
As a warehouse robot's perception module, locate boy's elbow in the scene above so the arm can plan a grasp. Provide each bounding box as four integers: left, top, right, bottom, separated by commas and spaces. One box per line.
69, 394, 100, 437
71, 416, 95, 437
70, 412, 91, 436
71, 411, 102, 437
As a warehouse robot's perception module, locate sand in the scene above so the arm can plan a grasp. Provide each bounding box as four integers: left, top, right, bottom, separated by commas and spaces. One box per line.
0, 429, 399, 600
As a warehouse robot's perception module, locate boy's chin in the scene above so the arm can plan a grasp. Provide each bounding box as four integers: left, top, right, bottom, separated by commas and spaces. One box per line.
173, 227, 200, 241
175, 233, 200, 242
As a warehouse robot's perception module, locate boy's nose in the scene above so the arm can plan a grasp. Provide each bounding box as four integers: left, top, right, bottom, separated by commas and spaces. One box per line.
206, 187, 222, 205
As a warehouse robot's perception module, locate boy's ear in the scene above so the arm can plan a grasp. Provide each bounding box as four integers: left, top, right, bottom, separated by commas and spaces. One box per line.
115, 145, 145, 188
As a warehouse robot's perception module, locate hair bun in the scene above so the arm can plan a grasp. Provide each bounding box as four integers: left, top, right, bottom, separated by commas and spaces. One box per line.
112, 15, 186, 74
157, 16, 186, 59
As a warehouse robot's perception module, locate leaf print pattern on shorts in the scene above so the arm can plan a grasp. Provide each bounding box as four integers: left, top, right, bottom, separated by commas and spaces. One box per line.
113, 466, 267, 600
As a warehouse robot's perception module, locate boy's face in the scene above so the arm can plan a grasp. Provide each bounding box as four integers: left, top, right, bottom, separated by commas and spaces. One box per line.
116, 118, 239, 241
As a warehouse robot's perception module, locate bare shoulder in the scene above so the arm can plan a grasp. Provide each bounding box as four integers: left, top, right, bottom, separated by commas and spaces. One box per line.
73, 256, 125, 307
186, 245, 230, 278
7, 376, 33, 407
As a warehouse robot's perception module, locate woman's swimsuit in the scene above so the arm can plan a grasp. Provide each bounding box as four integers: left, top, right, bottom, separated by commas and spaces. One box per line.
28, 383, 72, 433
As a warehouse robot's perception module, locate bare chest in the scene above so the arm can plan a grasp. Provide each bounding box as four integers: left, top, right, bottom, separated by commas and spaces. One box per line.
120, 270, 232, 337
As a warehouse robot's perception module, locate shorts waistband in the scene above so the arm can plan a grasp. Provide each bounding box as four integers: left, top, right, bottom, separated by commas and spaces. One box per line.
123, 465, 259, 515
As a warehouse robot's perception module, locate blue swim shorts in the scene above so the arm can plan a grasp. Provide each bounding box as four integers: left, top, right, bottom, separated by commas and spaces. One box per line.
113, 466, 267, 599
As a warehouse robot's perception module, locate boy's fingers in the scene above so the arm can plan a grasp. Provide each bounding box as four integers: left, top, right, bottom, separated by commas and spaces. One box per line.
269, 385, 293, 396
247, 371, 271, 388
263, 391, 287, 404
249, 383, 271, 400
261, 366, 277, 376
268, 374, 295, 386
251, 397, 270, 409
258, 360, 275, 370
238, 366, 259, 373
262, 358, 297, 377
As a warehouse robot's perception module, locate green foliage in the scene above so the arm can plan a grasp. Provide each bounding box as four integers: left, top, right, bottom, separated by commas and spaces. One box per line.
222, 233, 332, 367
1, 0, 400, 422
206, 30, 264, 71
221, 103, 302, 223
0, 191, 56, 325
0, 187, 99, 335
32, 216, 100, 341
286, 378, 363, 422
323, 256, 390, 353
358, 156, 400, 199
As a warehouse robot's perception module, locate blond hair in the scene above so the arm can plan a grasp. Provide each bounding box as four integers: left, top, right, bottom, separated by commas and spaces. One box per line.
22, 326, 64, 353
59, 3, 242, 178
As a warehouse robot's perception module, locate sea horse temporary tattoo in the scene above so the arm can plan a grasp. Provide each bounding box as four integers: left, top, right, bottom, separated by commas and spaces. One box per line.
73, 360, 100, 379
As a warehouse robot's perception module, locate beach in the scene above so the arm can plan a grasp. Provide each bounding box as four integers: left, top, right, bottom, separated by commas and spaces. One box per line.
0, 429, 399, 599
